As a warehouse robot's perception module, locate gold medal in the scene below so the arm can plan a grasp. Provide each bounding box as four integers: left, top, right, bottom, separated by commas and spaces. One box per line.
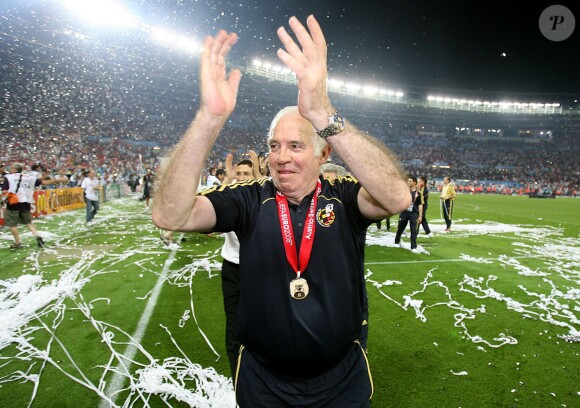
289, 277, 309, 300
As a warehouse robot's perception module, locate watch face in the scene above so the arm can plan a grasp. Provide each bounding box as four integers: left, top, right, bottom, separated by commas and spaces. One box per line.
330, 113, 345, 131
317, 112, 345, 138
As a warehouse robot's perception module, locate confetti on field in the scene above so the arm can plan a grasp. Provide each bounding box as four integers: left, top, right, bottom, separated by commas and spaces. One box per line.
1, 198, 579, 406
366, 218, 580, 349
0, 198, 234, 407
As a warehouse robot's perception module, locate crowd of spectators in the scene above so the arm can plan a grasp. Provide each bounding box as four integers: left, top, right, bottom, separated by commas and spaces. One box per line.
1, 12, 578, 196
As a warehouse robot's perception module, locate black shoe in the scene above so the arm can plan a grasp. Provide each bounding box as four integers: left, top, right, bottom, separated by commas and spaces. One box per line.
36, 236, 46, 248
10, 242, 22, 249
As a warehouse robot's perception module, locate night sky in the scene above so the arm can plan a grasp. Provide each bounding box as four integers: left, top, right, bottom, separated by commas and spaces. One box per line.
126, 0, 580, 97
2, 0, 579, 98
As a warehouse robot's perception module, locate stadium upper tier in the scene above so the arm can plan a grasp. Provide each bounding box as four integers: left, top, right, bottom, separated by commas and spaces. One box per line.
0, 1, 578, 194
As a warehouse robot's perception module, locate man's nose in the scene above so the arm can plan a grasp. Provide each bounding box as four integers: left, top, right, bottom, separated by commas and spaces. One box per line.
276, 148, 291, 165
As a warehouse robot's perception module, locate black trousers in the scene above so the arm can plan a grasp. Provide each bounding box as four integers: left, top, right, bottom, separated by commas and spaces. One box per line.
375, 218, 390, 230
442, 199, 453, 229
221, 259, 241, 378
235, 342, 372, 407
394, 211, 419, 249
420, 204, 431, 234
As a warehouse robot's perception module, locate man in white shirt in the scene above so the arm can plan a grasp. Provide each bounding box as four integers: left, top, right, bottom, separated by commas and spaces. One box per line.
81, 170, 101, 225
205, 167, 219, 188
1, 162, 46, 248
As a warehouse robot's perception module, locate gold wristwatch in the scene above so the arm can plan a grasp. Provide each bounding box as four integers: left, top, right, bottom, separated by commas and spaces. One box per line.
316, 111, 345, 139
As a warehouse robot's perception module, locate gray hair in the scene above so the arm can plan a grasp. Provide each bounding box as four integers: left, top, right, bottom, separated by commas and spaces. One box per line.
320, 163, 348, 176
12, 163, 23, 173
267, 106, 327, 157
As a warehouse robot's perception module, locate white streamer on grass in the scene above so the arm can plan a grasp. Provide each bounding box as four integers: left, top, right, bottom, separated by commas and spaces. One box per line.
2, 197, 579, 407
0, 198, 234, 407
367, 220, 579, 347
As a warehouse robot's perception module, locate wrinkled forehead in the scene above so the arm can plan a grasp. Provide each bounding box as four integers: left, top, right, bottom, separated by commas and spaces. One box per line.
269, 113, 314, 144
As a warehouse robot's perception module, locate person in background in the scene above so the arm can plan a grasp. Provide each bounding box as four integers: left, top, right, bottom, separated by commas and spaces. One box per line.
394, 176, 423, 252
320, 162, 345, 181
0, 163, 7, 185
153, 15, 410, 407
219, 153, 259, 377
440, 176, 456, 232
54, 168, 70, 188
1, 162, 46, 249
81, 170, 101, 226
418, 176, 433, 237
141, 168, 154, 210
206, 167, 219, 188
215, 168, 226, 185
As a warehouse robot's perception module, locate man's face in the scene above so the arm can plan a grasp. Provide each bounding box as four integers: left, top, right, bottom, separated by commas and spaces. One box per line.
235, 164, 253, 181
407, 178, 417, 188
268, 112, 329, 197
417, 178, 425, 188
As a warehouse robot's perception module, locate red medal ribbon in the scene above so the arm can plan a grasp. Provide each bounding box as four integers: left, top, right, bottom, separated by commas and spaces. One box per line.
276, 180, 321, 278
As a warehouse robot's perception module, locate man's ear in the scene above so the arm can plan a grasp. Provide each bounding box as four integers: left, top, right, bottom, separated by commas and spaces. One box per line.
319, 145, 332, 164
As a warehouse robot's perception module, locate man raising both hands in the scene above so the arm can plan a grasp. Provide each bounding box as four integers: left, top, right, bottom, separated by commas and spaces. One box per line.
153, 16, 410, 407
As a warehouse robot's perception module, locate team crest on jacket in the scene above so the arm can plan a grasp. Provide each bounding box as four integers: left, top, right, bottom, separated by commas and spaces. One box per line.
317, 204, 335, 227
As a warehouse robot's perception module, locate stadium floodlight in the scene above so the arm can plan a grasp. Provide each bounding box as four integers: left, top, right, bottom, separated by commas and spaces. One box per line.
327, 79, 344, 88
427, 95, 435, 101
363, 86, 378, 95
60, 0, 138, 28
252, 59, 262, 67
150, 26, 200, 54
395, 91, 404, 97
345, 83, 361, 91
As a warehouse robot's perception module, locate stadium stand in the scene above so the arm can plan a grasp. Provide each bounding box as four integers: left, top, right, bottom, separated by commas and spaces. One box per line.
1, 6, 578, 196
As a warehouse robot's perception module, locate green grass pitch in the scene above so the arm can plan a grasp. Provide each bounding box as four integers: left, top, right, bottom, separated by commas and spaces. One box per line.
0, 193, 578, 407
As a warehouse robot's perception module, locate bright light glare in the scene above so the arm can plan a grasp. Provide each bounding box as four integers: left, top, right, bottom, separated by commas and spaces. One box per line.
150, 26, 200, 54
61, 0, 137, 27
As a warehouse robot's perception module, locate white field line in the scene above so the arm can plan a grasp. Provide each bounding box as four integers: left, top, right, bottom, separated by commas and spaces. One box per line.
365, 255, 539, 265
98, 236, 181, 408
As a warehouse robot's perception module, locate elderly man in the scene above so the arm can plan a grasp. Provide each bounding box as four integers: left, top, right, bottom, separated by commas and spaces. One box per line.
153, 15, 410, 407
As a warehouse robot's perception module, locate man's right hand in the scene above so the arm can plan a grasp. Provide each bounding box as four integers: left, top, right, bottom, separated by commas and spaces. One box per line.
199, 30, 242, 121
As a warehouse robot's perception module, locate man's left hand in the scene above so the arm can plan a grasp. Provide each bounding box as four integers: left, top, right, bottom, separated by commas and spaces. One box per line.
276, 15, 332, 130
